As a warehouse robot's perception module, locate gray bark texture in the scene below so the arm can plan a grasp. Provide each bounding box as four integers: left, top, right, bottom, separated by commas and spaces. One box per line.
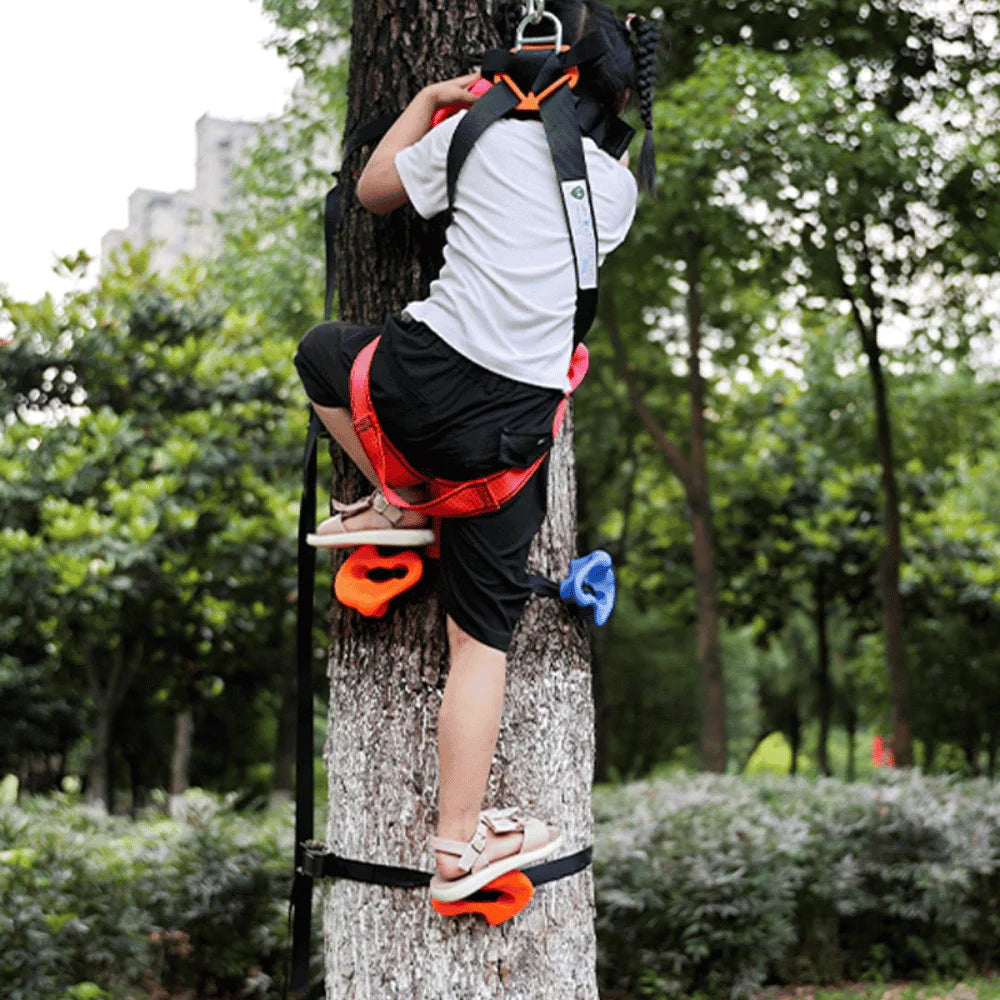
319, 2, 599, 997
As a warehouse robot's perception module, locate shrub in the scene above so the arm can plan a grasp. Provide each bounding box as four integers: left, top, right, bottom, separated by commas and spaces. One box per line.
0, 791, 295, 1000
594, 772, 1000, 999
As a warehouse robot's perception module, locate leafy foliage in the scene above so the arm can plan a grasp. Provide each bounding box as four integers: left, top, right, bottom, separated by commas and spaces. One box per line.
595, 772, 1000, 998
0, 792, 295, 1000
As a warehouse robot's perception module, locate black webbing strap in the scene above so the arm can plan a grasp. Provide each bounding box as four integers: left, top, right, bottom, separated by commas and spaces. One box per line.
445, 47, 600, 345
292, 107, 415, 997
289, 412, 322, 994
446, 80, 521, 207
528, 573, 560, 599
322, 186, 341, 323
536, 61, 599, 343
300, 844, 594, 902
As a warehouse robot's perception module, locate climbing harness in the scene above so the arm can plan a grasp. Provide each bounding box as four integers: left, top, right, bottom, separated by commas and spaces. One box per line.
347, 335, 588, 521
289, 6, 635, 991
336, 23, 635, 524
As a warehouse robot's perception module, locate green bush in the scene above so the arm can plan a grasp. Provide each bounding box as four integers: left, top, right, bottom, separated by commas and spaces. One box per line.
0, 791, 294, 1000
594, 772, 1000, 999
6, 776, 1000, 1000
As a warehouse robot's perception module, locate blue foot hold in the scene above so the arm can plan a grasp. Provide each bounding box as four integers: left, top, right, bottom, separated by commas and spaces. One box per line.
559, 550, 616, 627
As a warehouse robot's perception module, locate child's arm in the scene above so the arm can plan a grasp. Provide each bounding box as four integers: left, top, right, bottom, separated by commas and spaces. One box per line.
357, 73, 483, 215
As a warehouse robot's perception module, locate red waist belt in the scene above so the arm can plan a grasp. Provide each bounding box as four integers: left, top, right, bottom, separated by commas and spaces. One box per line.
349, 336, 589, 519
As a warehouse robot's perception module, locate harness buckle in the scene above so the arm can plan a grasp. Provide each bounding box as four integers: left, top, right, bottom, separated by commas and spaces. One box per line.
494, 65, 580, 113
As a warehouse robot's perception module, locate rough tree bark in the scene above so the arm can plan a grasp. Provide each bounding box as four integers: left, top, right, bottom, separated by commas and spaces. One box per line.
319, 3, 599, 997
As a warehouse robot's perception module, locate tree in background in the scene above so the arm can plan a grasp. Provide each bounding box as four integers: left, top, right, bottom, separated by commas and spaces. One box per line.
0, 251, 302, 810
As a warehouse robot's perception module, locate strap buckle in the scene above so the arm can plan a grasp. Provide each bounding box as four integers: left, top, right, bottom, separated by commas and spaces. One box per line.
515, 2, 563, 52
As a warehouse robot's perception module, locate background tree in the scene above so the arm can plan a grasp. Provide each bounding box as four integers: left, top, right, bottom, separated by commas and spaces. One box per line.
0, 252, 302, 810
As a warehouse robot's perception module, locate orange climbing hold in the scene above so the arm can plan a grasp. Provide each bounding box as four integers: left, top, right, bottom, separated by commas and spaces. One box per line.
334, 545, 423, 618
430, 870, 534, 925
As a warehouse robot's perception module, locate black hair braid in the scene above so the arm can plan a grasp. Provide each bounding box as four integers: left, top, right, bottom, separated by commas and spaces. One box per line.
493, 0, 525, 48
629, 14, 658, 193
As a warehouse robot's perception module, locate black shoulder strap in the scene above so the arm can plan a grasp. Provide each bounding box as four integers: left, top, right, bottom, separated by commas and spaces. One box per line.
536, 69, 599, 343
445, 49, 601, 344
446, 80, 521, 207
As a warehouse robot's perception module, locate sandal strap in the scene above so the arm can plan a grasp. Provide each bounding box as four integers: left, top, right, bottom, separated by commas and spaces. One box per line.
371, 490, 404, 526
431, 818, 489, 874
330, 491, 404, 527
331, 493, 376, 517
431, 808, 547, 875
481, 807, 529, 834
430, 836, 469, 857
484, 808, 548, 852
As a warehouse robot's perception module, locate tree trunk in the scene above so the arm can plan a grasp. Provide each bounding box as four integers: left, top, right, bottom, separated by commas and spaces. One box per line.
840, 240, 913, 768
813, 572, 832, 777
272, 635, 297, 807
862, 330, 913, 768
788, 709, 801, 776
685, 242, 726, 772
86, 698, 113, 814
320, 4, 599, 997
843, 700, 858, 783
169, 708, 194, 819
604, 264, 727, 773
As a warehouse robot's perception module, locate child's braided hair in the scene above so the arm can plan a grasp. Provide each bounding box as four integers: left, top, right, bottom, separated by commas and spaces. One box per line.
492, 0, 658, 191
626, 12, 658, 193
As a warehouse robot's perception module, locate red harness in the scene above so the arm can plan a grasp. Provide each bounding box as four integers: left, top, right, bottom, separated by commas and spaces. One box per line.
349, 336, 589, 519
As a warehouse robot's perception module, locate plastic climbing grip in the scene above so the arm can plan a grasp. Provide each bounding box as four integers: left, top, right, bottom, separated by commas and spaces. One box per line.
429, 77, 494, 128
334, 545, 424, 618
430, 870, 534, 925
559, 549, 616, 627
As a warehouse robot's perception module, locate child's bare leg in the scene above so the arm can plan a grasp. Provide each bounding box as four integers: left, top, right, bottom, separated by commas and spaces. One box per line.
435, 616, 523, 879
312, 403, 381, 487
310, 402, 428, 526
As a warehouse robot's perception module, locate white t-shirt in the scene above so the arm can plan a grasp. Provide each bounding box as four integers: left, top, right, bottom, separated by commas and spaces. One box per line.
394, 111, 637, 391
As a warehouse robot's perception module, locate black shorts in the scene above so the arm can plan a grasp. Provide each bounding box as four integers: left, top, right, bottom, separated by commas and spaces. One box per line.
294, 314, 564, 652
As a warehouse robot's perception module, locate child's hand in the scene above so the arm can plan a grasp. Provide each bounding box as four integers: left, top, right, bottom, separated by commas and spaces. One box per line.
426, 73, 485, 108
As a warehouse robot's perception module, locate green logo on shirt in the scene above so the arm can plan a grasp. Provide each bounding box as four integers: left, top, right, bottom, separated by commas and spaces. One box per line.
571, 185, 585, 200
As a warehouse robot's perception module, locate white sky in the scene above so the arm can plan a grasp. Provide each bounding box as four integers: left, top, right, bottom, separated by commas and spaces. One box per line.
0, 0, 300, 303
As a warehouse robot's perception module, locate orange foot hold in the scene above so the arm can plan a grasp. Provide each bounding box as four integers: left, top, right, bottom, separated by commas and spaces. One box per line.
430, 870, 534, 925
334, 545, 423, 617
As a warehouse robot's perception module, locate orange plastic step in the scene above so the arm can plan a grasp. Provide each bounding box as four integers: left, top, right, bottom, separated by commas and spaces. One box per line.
334, 545, 423, 618
430, 870, 534, 925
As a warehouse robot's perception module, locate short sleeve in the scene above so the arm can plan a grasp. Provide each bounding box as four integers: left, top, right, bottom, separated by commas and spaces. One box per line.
394, 112, 466, 220
591, 152, 638, 261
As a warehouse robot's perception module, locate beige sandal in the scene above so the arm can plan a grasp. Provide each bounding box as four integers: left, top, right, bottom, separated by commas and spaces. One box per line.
429, 807, 563, 902
306, 490, 435, 549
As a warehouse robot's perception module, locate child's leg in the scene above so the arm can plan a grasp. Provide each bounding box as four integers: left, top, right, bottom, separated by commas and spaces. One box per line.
311, 403, 381, 487
310, 402, 429, 528
434, 615, 525, 879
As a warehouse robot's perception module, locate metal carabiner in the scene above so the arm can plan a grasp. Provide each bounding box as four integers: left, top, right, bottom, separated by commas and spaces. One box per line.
514, 0, 563, 51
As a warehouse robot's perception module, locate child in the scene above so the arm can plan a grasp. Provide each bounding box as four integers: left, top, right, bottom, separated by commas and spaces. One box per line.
294, 0, 656, 901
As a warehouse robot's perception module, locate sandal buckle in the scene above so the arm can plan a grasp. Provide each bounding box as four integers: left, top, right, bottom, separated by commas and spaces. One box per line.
483, 807, 525, 835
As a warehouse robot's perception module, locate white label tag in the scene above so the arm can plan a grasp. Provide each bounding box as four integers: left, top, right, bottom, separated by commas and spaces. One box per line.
560, 179, 598, 290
